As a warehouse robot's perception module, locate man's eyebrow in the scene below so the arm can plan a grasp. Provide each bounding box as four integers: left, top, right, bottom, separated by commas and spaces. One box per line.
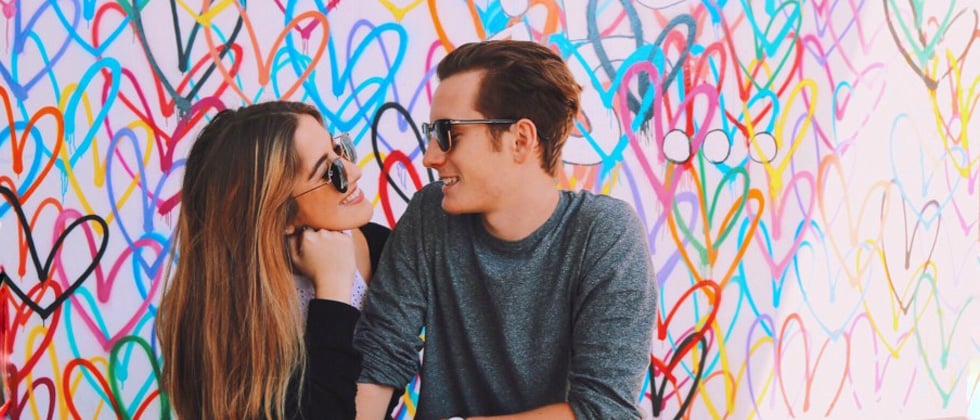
308, 154, 329, 181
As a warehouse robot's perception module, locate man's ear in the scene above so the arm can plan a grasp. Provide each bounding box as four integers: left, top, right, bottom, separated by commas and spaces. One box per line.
511, 118, 539, 164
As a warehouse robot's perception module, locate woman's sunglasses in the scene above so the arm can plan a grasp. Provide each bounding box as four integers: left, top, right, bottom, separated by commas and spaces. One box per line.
294, 133, 357, 198
421, 119, 517, 152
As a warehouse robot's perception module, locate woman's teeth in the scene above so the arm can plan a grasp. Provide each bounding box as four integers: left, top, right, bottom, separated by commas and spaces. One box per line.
341, 187, 362, 204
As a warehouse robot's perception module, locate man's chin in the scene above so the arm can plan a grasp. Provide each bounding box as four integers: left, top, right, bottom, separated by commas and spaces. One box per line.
440, 199, 471, 215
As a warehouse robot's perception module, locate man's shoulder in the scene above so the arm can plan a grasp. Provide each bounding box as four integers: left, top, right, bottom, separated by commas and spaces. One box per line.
404, 182, 447, 215
563, 189, 640, 224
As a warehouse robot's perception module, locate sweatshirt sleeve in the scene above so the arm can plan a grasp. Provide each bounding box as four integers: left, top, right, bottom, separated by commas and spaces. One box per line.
302, 299, 362, 419
353, 185, 433, 389
567, 198, 658, 420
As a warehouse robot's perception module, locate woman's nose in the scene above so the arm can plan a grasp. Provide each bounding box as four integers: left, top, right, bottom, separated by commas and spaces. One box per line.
344, 158, 362, 184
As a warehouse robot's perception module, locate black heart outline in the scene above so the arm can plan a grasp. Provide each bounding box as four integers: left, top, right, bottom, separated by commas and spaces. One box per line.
371, 101, 434, 204
0, 186, 108, 320
649, 332, 708, 419
123, 0, 245, 114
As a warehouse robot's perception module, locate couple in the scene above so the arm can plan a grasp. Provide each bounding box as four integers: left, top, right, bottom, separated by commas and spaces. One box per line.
157, 40, 658, 420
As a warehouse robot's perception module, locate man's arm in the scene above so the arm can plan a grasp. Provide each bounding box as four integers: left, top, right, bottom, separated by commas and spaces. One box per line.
564, 199, 657, 419
467, 402, 575, 420
355, 383, 395, 420
353, 185, 436, 418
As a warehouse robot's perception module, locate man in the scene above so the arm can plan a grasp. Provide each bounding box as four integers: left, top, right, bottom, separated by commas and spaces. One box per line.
354, 40, 657, 420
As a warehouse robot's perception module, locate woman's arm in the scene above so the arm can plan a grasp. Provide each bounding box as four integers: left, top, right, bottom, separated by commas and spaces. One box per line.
301, 299, 363, 419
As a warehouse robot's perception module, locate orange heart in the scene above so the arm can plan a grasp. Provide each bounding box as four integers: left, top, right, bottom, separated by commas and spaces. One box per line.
202, 4, 328, 104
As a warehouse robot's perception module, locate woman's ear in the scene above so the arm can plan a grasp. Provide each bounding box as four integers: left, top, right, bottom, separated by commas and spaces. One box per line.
511, 118, 539, 164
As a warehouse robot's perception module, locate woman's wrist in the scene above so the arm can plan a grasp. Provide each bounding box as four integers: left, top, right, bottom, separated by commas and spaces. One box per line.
312, 273, 355, 302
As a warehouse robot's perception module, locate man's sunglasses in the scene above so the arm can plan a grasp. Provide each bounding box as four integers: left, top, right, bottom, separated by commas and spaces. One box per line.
294, 133, 357, 198
421, 119, 517, 152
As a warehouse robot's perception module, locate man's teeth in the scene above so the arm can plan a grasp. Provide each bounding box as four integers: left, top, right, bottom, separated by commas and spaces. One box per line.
442, 177, 459, 186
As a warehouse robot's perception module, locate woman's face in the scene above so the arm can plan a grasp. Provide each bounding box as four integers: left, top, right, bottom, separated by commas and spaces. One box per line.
289, 114, 373, 231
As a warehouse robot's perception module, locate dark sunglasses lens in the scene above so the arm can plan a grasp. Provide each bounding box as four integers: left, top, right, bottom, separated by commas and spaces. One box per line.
422, 121, 451, 151
334, 133, 357, 162
328, 158, 348, 193
434, 120, 451, 151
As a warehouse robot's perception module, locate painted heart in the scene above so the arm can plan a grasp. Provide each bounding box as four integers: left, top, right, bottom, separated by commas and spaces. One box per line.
743, 313, 778, 418
668, 163, 763, 290
886, 112, 956, 213
943, 151, 979, 238
797, 34, 844, 155
427, 0, 509, 51
0, 0, 74, 100
120, 0, 244, 115
927, 56, 980, 181
845, 311, 916, 410
0, 187, 107, 319
53, 59, 125, 225
62, 356, 122, 418
0, 88, 64, 217
649, 328, 712, 418
618, 61, 711, 210
831, 63, 887, 150
559, 49, 627, 168
725, 83, 779, 145
55, 0, 130, 58
370, 102, 428, 226
201, 3, 328, 104
775, 313, 850, 417
853, 198, 918, 359
678, 272, 754, 417
752, 75, 816, 194
0, 285, 60, 410
583, 9, 694, 126
102, 64, 220, 174
5, 375, 55, 420
273, 0, 337, 41
54, 217, 165, 352
878, 189, 941, 315
808, 0, 876, 73
792, 231, 868, 339
721, 0, 803, 105
651, 279, 721, 417
746, 169, 816, 307
909, 271, 972, 406
109, 336, 170, 419
884, 0, 976, 90
817, 154, 891, 284
300, 16, 408, 131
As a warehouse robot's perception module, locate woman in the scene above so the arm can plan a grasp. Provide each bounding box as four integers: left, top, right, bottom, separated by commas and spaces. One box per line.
157, 101, 387, 419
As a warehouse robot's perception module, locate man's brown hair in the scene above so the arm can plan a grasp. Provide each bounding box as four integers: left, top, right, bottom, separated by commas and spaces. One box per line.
437, 40, 582, 177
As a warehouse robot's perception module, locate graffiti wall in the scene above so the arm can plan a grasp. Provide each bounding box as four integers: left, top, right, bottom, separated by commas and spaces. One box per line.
0, 0, 977, 418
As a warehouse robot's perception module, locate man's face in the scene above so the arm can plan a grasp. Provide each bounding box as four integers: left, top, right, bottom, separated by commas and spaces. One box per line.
423, 70, 512, 215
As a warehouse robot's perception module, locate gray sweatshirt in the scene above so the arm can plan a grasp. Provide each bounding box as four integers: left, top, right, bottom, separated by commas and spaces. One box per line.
354, 183, 657, 420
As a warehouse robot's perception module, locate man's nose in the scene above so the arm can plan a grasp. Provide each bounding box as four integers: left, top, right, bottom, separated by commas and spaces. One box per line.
422, 138, 446, 168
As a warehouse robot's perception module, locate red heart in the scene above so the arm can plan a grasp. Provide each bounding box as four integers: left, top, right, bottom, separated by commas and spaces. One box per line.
62, 357, 122, 418
0, 88, 64, 203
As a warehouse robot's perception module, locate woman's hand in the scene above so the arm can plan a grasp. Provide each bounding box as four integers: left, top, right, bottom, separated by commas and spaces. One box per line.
288, 226, 357, 303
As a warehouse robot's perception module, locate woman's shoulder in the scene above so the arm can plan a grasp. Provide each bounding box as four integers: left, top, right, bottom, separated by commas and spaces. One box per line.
358, 222, 391, 270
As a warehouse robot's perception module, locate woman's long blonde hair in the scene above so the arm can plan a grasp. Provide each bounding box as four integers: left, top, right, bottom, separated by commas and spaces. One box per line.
157, 101, 323, 419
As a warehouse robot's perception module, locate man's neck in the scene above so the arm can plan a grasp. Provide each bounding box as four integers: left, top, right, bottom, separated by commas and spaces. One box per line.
481, 182, 560, 242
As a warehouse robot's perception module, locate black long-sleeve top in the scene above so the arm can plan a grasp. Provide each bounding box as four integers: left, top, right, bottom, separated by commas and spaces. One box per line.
288, 299, 362, 419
